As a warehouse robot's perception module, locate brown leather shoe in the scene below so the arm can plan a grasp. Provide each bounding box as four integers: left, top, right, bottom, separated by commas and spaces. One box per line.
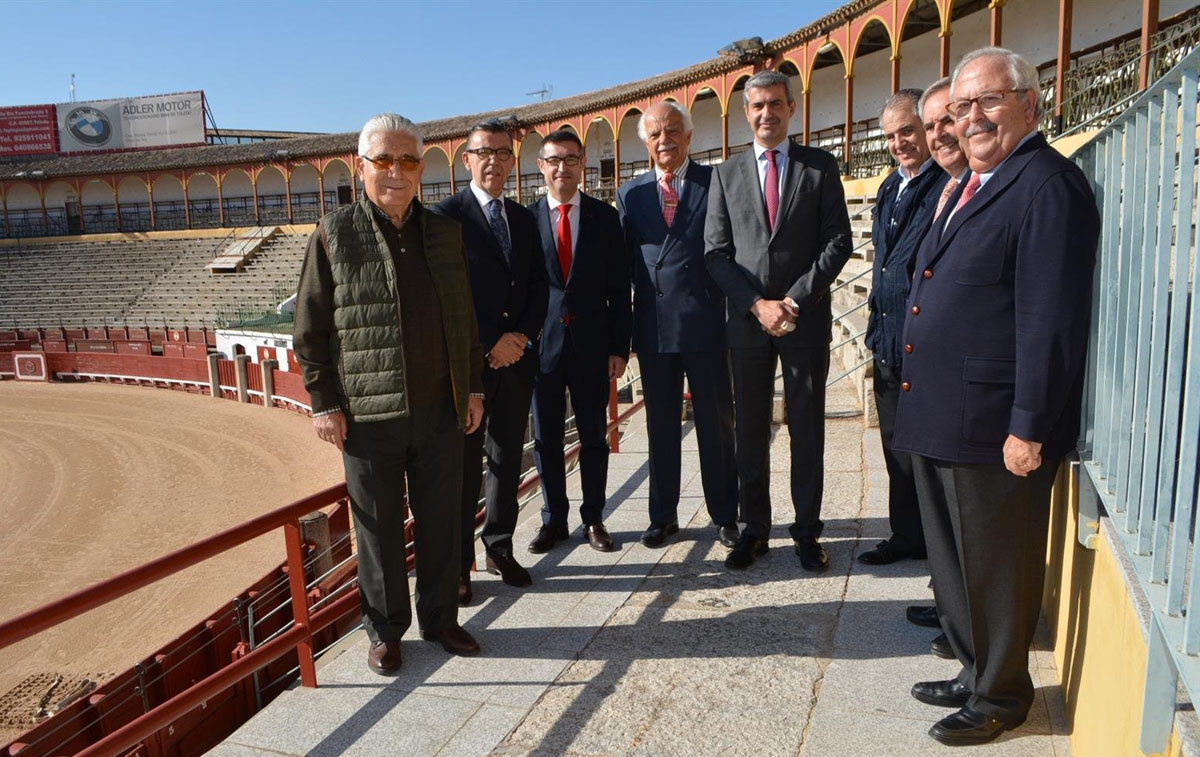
421, 624, 481, 656
585, 523, 615, 552
458, 575, 473, 606
485, 551, 533, 587
528, 524, 569, 553
367, 640, 402, 675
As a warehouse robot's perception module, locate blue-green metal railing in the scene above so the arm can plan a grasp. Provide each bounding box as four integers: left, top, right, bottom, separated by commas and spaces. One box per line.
1073, 46, 1200, 753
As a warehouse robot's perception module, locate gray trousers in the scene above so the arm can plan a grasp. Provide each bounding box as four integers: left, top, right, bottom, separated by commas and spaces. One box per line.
343, 399, 463, 642
913, 454, 1058, 723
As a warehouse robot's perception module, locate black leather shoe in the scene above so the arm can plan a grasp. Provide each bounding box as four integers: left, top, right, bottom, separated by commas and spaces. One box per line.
528, 524, 569, 554
457, 575, 473, 606
486, 551, 533, 587
367, 640, 402, 675
794, 536, 829, 572
725, 533, 768, 569
421, 624, 481, 656
906, 605, 940, 628
857, 539, 908, 564
929, 706, 1022, 746
911, 679, 972, 708
640, 521, 679, 548
585, 523, 615, 552
931, 632, 955, 659
717, 524, 739, 548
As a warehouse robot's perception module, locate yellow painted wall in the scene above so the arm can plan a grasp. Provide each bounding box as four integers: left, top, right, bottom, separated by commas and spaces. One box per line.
1042, 465, 1185, 757
0, 224, 313, 248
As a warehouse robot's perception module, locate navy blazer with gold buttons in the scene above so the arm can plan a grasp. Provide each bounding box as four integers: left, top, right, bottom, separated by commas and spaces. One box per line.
891, 133, 1099, 465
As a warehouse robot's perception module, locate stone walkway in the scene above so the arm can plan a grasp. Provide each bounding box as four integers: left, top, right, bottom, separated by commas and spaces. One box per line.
214, 382, 1070, 756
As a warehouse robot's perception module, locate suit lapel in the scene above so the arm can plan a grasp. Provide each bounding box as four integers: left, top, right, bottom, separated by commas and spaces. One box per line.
566, 195, 592, 287
934, 136, 1044, 266
739, 148, 772, 237
769, 142, 801, 244
534, 198, 564, 287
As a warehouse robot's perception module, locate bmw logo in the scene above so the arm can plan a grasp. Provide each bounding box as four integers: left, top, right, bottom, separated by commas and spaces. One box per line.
66, 106, 112, 146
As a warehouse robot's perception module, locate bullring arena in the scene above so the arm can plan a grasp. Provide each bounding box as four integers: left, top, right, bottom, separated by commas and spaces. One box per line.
0, 381, 340, 744
1, 0, 1199, 754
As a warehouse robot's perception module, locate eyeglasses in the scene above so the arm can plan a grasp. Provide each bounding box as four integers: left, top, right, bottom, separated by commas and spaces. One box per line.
539, 155, 582, 167
465, 147, 514, 161
947, 89, 1028, 120
360, 153, 421, 171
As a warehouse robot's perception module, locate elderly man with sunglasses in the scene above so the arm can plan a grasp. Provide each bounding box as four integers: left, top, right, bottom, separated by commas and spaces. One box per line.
435, 120, 549, 606
294, 113, 485, 675
892, 48, 1099, 745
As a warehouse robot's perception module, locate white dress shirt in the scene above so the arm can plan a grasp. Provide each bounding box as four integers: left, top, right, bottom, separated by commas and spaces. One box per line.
545, 190, 581, 255
469, 181, 509, 237
752, 140, 788, 200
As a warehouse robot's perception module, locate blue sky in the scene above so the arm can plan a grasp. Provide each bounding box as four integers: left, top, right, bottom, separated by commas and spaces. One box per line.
0, 0, 842, 133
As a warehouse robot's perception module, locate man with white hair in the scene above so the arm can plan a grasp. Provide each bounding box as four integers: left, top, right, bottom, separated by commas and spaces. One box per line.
893, 48, 1099, 745
294, 113, 485, 674
617, 100, 739, 550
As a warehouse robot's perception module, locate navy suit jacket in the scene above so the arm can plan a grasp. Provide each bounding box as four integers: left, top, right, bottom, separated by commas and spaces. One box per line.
531, 192, 631, 374
865, 165, 948, 367
892, 134, 1099, 464
617, 162, 725, 354
434, 188, 549, 374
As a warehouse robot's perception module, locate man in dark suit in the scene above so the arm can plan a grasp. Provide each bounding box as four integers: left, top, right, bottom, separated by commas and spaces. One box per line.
704, 70, 853, 572
434, 119, 549, 605
893, 47, 1098, 746
902, 75, 975, 648
858, 88, 946, 566
525, 130, 631, 553
617, 100, 738, 550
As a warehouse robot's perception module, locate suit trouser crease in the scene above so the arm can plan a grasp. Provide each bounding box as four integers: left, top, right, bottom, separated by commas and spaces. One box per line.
462, 361, 535, 570
343, 400, 463, 642
533, 340, 610, 528
730, 340, 828, 540
640, 350, 738, 527
873, 359, 925, 554
914, 455, 1057, 723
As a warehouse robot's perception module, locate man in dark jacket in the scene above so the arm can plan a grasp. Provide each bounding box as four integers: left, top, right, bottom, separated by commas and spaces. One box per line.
618, 101, 738, 550
894, 48, 1099, 746
434, 120, 549, 605
859, 89, 946, 566
294, 113, 484, 675
526, 130, 631, 554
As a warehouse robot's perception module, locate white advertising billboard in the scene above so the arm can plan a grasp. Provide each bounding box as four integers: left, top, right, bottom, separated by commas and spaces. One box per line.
56, 91, 204, 152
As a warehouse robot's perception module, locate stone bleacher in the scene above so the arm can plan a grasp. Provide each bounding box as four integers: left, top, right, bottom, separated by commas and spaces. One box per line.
0, 233, 308, 330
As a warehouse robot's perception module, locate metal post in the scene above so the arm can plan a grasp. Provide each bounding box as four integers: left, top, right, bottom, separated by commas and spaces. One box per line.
283, 519, 317, 688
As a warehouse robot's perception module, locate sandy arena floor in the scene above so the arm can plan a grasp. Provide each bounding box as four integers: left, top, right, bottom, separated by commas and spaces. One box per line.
0, 381, 343, 743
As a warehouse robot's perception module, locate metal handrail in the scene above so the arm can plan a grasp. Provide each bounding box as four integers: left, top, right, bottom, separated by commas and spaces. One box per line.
1072, 45, 1200, 753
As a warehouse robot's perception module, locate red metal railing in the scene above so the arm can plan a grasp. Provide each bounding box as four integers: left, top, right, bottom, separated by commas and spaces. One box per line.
0, 369, 645, 757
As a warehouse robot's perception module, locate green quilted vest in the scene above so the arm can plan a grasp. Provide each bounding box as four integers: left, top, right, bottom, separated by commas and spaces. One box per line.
323, 196, 474, 425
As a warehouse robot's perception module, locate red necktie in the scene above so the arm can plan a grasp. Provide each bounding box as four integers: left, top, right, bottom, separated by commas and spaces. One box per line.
556, 204, 572, 281
764, 148, 780, 230
660, 172, 678, 227
953, 173, 982, 214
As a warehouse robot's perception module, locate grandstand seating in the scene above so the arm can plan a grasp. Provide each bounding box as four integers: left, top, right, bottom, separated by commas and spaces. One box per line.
0, 233, 308, 329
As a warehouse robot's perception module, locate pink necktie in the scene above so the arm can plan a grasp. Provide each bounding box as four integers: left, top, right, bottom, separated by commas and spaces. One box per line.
934, 177, 960, 221
660, 173, 678, 227
953, 173, 982, 214
764, 149, 780, 230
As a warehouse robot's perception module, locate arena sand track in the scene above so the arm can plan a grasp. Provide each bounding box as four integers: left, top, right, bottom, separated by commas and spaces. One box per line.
0, 382, 343, 743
